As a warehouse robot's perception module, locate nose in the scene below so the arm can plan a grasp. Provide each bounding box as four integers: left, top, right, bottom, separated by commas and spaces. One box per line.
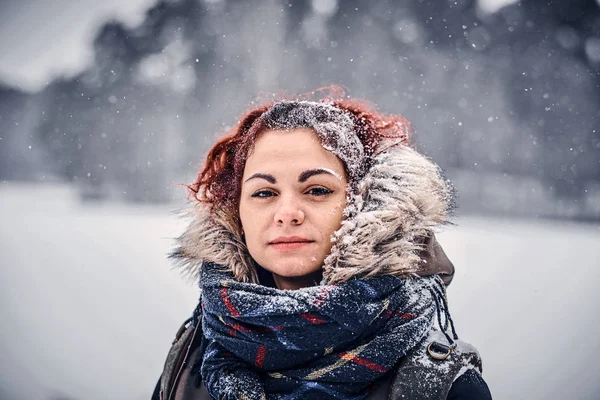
274, 195, 305, 226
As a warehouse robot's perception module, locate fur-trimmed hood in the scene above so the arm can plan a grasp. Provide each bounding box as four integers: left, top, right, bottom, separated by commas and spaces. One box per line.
170, 144, 455, 285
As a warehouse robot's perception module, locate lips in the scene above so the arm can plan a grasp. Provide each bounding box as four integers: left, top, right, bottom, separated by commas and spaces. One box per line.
269, 236, 315, 251
269, 236, 313, 244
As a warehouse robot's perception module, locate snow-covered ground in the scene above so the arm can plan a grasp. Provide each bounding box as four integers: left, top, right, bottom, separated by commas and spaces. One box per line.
1, 183, 599, 400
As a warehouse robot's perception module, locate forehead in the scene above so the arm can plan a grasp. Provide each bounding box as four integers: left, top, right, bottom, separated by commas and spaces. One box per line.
244, 128, 345, 173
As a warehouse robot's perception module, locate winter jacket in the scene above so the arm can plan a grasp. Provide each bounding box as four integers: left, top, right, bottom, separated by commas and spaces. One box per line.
151, 315, 491, 400
153, 144, 491, 399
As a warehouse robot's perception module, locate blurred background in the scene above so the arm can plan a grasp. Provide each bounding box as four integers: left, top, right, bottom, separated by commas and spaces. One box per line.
0, 0, 599, 399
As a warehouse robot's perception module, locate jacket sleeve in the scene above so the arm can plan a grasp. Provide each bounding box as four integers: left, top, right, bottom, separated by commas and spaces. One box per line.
446, 369, 492, 400
151, 376, 161, 400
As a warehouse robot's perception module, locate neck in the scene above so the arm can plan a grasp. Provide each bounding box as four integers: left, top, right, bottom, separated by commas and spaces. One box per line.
271, 270, 323, 290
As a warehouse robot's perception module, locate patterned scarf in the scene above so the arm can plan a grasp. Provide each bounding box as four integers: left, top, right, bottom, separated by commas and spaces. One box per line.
196, 263, 442, 400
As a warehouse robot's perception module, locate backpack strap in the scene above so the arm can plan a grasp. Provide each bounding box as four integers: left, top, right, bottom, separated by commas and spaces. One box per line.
387, 330, 483, 400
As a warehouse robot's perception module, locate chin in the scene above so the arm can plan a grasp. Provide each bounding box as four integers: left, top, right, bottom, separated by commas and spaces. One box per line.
267, 258, 323, 278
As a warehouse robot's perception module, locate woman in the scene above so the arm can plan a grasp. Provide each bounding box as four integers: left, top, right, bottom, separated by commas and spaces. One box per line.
152, 90, 492, 400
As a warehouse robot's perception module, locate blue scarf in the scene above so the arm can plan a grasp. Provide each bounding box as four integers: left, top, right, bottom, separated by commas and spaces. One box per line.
197, 263, 440, 400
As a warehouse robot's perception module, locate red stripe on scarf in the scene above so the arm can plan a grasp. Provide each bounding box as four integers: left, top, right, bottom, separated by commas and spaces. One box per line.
400, 312, 415, 320
227, 322, 279, 334
339, 352, 387, 373
301, 313, 326, 324
255, 345, 267, 368
220, 287, 240, 317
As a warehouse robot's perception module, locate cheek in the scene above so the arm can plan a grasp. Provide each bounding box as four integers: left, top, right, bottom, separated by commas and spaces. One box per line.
332, 196, 347, 221
239, 202, 255, 237
323, 199, 346, 234
240, 215, 261, 260
239, 203, 248, 230
239, 201, 267, 247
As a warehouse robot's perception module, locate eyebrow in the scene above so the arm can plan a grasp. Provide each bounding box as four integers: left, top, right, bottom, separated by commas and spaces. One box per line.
244, 168, 340, 184
244, 173, 276, 184
298, 168, 340, 182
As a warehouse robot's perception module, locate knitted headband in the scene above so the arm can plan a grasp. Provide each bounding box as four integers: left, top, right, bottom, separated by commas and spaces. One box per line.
257, 100, 367, 189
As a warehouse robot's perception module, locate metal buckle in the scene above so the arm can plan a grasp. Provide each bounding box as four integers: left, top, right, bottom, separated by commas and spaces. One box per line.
427, 341, 456, 360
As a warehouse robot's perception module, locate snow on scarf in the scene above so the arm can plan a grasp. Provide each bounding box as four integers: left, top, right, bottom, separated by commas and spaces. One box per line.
171, 100, 460, 398
198, 262, 441, 400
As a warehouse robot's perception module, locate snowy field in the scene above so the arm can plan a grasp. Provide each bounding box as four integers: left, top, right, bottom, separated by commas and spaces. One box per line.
1, 183, 599, 400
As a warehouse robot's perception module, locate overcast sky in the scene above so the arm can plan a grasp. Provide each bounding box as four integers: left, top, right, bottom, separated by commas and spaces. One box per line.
0, 0, 516, 93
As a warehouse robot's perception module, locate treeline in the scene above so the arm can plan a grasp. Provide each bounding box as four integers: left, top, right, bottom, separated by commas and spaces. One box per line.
0, 0, 598, 205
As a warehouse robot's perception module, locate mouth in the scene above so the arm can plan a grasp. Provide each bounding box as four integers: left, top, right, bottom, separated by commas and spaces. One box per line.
269, 236, 315, 251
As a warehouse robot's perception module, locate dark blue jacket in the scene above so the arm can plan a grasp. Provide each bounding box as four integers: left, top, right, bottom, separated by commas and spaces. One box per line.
448, 369, 492, 399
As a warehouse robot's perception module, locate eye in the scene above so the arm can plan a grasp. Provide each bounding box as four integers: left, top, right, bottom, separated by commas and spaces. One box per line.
251, 189, 276, 198
306, 187, 333, 196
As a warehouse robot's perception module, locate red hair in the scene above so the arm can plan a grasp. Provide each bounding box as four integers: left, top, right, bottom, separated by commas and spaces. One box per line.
187, 86, 411, 223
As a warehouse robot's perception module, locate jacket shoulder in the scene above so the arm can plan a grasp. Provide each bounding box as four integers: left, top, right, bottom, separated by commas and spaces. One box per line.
154, 305, 212, 400
385, 331, 487, 400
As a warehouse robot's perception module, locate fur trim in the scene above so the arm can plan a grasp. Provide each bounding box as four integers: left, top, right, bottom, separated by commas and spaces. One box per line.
170, 207, 257, 283
323, 146, 453, 283
170, 145, 453, 284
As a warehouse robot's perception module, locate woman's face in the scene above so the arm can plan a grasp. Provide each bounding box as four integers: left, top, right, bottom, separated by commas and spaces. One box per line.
239, 128, 348, 289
